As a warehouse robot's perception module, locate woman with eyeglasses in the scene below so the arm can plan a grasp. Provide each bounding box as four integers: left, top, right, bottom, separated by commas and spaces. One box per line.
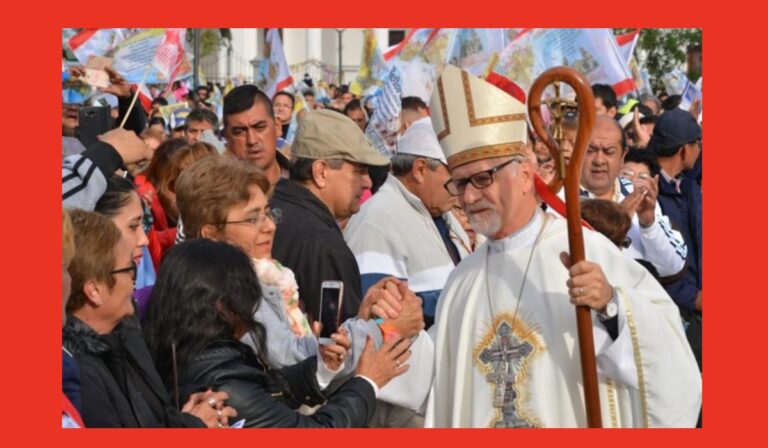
62, 210, 236, 428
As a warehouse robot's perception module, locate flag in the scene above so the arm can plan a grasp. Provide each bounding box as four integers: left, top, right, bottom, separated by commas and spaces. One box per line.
662, 69, 702, 111
365, 66, 402, 158
132, 83, 153, 114
616, 29, 641, 66
350, 29, 388, 96
153, 28, 187, 90
494, 28, 635, 97
446, 28, 507, 76
68, 28, 124, 64
111, 29, 192, 84
386, 28, 455, 102
263, 29, 294, 98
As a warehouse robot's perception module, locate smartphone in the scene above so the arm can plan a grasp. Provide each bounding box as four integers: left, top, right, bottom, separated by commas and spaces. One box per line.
76, 106, 114, 148
318, 281, 344, 345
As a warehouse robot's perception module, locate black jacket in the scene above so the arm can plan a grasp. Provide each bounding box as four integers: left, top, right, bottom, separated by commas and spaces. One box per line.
271, 178, 363, 320
179, 339, 376, 427
62, 315, 205, 428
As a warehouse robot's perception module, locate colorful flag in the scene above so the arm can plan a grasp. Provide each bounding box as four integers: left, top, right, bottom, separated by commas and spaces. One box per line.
446, 28, 507, 77
111, 28, 192, 84
263, 29, 294, 98
153, 28, 187, 93
494, 28, 635, 96
68, 28, 125, 65
616, 29, 641, 65
386, 28, 455, 103
350, 29, 388, 96
662, 69, 702, 111
365, 66, 402, 158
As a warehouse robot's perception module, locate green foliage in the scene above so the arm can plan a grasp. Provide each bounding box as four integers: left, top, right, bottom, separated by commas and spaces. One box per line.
615, 28, 702, 93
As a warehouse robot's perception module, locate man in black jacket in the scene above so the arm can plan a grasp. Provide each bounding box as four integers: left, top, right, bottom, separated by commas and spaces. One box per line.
271, 110, 390, 321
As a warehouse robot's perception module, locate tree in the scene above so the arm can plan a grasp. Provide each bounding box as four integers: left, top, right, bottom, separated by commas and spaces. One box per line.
615, 28, 702, 93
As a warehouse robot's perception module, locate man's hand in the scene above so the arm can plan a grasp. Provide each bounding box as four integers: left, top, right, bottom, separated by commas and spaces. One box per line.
98, 128, 152, 165
634, 174, 659, 228
382, 282, 424, 339
632, 108, 651, 148
560, 252, 613, 313
101, 67, 132, 98
357, 277, 403, 320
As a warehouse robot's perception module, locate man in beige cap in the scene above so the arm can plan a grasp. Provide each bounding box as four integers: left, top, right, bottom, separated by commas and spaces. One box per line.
425, 66, 701, 428
271, 109, 395, 321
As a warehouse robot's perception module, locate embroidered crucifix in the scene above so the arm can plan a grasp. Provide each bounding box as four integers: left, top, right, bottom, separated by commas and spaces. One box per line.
479, 321, 536, 428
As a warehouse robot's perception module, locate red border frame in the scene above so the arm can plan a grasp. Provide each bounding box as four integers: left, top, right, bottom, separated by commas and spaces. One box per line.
3, 0, 744, 445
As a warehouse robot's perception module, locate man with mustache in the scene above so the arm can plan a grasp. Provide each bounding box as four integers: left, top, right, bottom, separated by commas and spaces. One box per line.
425, 66, 700, 428
270, 110, 392, 323
577, 115, 687, 279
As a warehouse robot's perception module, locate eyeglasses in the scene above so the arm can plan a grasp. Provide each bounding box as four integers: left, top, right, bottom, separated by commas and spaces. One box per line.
111, 260, 137, 281
444, 158, 521, 196
224, 208, 282, 227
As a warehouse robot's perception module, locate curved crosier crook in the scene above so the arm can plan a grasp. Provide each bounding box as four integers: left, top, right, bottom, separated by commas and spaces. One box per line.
527, 67, 602, 428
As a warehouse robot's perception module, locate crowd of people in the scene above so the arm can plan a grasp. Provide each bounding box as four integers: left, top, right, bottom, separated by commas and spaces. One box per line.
61, 59, 702, 428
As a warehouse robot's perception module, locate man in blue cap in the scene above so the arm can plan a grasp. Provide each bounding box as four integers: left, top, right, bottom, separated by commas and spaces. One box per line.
649, 108, 702, 375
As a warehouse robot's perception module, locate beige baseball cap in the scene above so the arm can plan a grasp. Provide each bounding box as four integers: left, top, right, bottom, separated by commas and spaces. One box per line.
291, 109, 389, 166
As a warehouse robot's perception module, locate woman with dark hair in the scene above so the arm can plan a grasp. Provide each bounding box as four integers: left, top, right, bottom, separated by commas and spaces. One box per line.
63, 210, 235, 428
143, 239, 412, 428
96, 175, 153, 289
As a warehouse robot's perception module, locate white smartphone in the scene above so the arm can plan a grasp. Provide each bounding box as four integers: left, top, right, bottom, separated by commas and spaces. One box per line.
318, 281, 344, 345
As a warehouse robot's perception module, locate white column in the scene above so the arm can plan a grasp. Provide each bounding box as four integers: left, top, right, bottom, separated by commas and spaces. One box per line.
306, 28, 322, 62
374, 28, 389, 49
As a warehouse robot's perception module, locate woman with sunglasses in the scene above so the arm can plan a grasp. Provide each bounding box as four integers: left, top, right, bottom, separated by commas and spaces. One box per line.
62, 210, 236, 428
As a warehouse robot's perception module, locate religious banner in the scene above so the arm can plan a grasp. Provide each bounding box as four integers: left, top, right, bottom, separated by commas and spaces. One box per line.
67, 28, 125, 65
350, 29, 388, 97
386, 28, 455, 102
662, 68, 702, 111
262, 28, 294, 98
494, 28, 635, 96
446, 28, 508, 77
111, 28, 192, 84
365, 66, 402, 158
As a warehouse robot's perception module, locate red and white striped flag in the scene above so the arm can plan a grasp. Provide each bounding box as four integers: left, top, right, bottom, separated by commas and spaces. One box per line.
152, 28, 186, 87
616, 29, 641, 65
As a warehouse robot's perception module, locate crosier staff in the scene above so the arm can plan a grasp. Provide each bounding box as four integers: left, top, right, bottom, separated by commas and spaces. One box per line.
528, 66, 601, 428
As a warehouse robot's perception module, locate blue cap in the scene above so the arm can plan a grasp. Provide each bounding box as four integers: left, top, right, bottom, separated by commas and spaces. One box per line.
648, 108, 701, 154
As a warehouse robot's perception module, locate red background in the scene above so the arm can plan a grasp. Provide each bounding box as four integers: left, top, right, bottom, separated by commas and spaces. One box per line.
0, 0, 749, 444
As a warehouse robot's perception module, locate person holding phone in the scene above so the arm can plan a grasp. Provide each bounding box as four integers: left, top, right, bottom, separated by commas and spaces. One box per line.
174, 156, 424, 372
144, 239, 412, 428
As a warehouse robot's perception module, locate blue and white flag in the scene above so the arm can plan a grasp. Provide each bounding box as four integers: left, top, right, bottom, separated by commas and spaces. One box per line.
365, 66, 402, 158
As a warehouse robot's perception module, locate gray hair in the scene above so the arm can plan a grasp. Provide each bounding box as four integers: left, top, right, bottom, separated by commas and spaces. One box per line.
391, 154, 443, 177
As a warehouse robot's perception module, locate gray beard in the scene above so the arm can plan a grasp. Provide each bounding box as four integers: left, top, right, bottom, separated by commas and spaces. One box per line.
468, 209, 502, 237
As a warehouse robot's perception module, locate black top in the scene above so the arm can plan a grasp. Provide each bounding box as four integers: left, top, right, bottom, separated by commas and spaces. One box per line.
62, 315, 204, 428
271, 178, 364, 321
179, 339, 376, 427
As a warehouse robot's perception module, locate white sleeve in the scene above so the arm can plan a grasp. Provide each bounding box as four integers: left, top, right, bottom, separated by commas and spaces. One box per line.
377, 330, 434, 411
632, 203, 687, 277
592, 290, 639, 389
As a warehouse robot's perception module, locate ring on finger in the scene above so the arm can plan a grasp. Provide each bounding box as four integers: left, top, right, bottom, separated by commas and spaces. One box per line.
207, 397, 217, 408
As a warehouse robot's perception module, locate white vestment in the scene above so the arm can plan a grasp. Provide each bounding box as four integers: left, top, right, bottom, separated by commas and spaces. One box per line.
425, 211, 701, 427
